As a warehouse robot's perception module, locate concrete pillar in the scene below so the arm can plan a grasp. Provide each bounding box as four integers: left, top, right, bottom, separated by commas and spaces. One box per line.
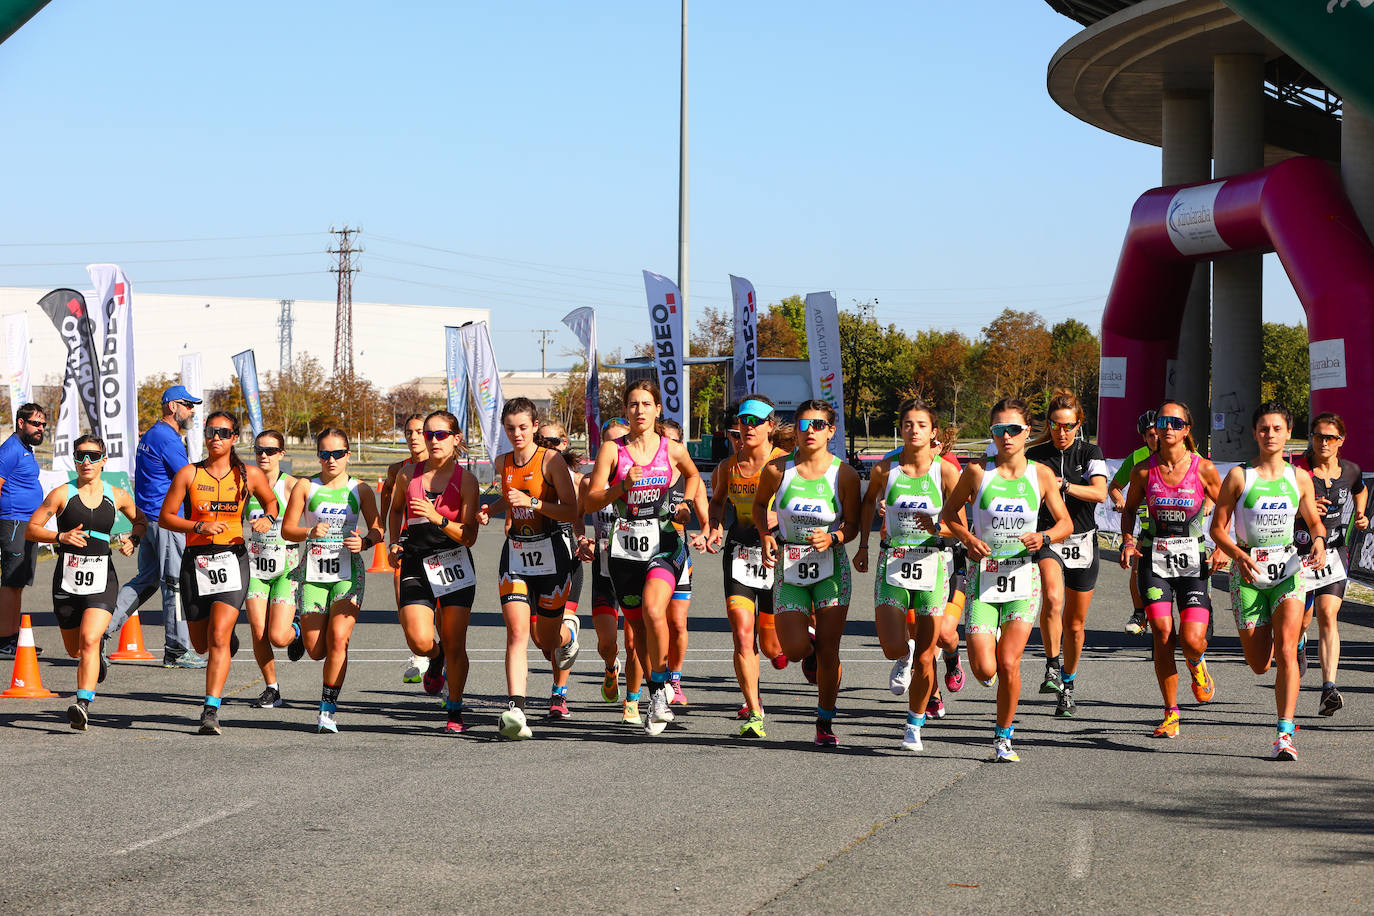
1162, 90, 1212, 451
1210, 54, 1265, 461
1343, 108, 1374, 239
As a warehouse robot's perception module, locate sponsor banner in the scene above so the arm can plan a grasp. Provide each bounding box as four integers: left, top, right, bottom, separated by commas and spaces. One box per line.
1098, 356, 1127, 398
1165, 182, 1229, 256
444, 326, 469, 431
3, 312, 31, 427
729, 275, 759, 403
642, 270, 685, 424
230, 349, 265, 436
458, 321, 511, 467
37, 288, 102, 471
803, 291, 846, 458
87, 264, 136, 474
180, 353, 206, 462
1309, 337, 1347, 391
561, 307, 601, 454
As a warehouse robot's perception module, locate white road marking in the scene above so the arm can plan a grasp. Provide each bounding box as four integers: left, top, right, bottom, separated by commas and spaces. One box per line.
1068, 822, 1093, 880
112, 800, 260, 856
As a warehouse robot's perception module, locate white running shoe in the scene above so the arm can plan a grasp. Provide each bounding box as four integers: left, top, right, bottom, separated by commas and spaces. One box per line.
499, 705, 533, 740
402, 655, 424, 683
645, 686, 672, 736
554, 616, 581, 671
889, 639, 915, 696
902, 722, 923, 752
1270, 732, 1297, 761
317, 709, 338, 734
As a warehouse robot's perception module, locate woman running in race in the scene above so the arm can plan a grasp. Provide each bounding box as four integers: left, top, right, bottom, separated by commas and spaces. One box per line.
1210, 402, 1326, 760
476, 397, 581, 740
382, 414, 431, 685
943, 398, 1071, 762
534, 420, 583, 719
586, 381, 708, 737
1025, 390, 1108, 718
854, 398, 960, 752
706, 397, 784, 737
243, 429, 304, 710
754, 399, 861, 747
1111, 411, 1160, 636
25, 435, 145, 730
1119, 400, 1224, 739
159, 411, 279, 735
1293, 412, 1366, 716
281, 428, 384, 733
389, 410, 479, 733
662, 418, 702, 706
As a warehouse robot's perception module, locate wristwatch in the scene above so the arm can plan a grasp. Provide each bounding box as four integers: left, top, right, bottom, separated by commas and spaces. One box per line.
439, 516, 450, 530
530, 497, 542, 512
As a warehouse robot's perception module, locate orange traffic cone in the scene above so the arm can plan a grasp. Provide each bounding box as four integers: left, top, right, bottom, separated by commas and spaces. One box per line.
368, 540, 393, 573
109, 611, 156, 661
2, 614, 55, 698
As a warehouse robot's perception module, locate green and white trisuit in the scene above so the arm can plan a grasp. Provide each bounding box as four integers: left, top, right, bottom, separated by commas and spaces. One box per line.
298, 475, 366, 615
967, 460, 1042, 634
874, 459, 948, 616
773, 454, 851, 615
1229, 464, 1304, 629
246, 475, 299, 605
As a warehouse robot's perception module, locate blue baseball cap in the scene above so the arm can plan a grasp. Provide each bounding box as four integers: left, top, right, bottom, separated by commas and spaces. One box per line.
162, 385, 202, 404
737, 398, 774, 421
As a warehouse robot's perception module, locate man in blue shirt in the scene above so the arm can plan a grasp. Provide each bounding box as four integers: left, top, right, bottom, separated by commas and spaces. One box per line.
103, 386, 206, 667
0, 403, 47, 656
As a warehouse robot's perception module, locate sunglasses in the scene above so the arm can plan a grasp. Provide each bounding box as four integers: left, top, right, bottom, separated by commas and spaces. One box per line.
1154, 416, 1189, 431
797, 418, 830, 432
175, 400, 197, 409
24, 419, 46, 429
727, 429, 742, 440
1048, 421, 1079, 433
738, 414, 772, 428
1311, 432, 1344, 443
73, 451, 104, 464
254, 446, 283, 457
537, 435, 565, 447
205, 427, 235, 440
990, 423, 1027, 438
424, 429, 455, 442
318, 448, 348, 461
601, 417, 628, 433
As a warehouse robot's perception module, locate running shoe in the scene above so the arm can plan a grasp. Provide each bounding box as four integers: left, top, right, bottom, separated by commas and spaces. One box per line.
163, 649, 207, 669
981, 673, 998, 689
645, 687, 673, 736
1153, 710, 1180, 739
814, 721, 839, 748
287, 623, 305, 662
944, 654, 965, 693
740, 713, 766, 739
499, 704, 532, 740
601, 660, 621, 702
229, 629, 240, 658
1055, 685, 1076, 718
889, 640, 914, 696
67, 698, 90, 731
0, 636, 15, 658
421, 650, 446, 696
198, 705, 222, 736
1319, 685, 1344, 717
1296, 637, 1309, 678
669, 679, 688, 706
1124, 608, 1147, 636
622, 699, 643, 726
1270, 732, 1297, 761
317, 708, 338, 734
1188, 658, 1215, 703
926, 691, 946, 720
445, 709, 467, 734
402, 654, 424, 684
251, 686, 283, 709
769, 654, 788, 670
901, 723, 923, 752
1039, 663, 1064, 695
734, 704, 751, 720
548, 693, 570, 719
992, 736, 1019, 762
554, 617, 581, 671
98, 651, 109, 685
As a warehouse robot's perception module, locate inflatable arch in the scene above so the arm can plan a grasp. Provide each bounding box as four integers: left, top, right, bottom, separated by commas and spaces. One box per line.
1098, 156, 1374, 467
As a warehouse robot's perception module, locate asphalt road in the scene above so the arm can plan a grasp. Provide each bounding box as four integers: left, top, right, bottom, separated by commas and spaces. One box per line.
2, 539, 1372, 914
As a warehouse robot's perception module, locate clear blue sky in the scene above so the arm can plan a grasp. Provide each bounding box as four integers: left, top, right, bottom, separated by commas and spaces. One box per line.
0, 0, 1304, 375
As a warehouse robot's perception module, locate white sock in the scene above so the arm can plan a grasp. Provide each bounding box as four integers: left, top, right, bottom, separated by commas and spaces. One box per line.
267, 681, 279, 691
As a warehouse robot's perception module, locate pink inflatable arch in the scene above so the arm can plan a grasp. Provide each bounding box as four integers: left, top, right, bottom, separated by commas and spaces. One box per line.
1098, 156, 1374, 466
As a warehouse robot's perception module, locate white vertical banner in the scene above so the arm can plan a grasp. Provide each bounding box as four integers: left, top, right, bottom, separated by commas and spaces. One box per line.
642, 270, 686, 426
729, 275, 759, 403
180, 353, 205, 463
87, 264, 136, 474
457, 321, 511, 467
804, 291, 846, 459
2, 312, 31, 425
561, 307, 600, 454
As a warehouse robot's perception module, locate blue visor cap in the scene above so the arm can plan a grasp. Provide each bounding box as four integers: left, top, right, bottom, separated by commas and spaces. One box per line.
737, 399, 774, 421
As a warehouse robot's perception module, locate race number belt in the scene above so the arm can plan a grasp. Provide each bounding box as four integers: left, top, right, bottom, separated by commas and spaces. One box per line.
1302, 548, 1346, 593
424, 546, 476, 598
1051, 530, 1094, 570
248, 538, 287, 580
883, 544, 941, 590
610, 519, 660, 562
782, 543, 834, 586
194, 550, 242, 596
510, 534, 556, 576
1248, 544, 1300, 589
978, 555, 1033, 603
1151, 536, 1202, 579
731, 544, 773, 590
307, 541, 348, 583
61, 554, 108, 596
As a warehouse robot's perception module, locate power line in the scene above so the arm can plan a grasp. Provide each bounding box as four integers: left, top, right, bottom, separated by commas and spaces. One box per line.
0, 231, 322, 247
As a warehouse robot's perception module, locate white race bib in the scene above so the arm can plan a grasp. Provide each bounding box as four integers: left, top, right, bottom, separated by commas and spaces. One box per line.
782, 543, 834, 586
1248, 544, 1300, 589
61, 553, 108, 596
1151, 536, 1202, 579
511, 535, 556, 576
1051, 530, 1094, 570
884, 545, 941, 589
610, 519, 660, 561
424, 546, 476, 598
307, 542, 348, 583
731, 544, 773, 590
1302, 548, 1346, 593
248, 539, 287, 580
978, 556, 1033, 603
194, 550, 242, 596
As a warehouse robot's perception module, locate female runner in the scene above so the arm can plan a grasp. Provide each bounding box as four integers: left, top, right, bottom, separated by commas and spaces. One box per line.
586, 381, 708, 737
160, 412, 278, 735
243, 429, 303, 709
1025, 390, 1108, 717
854, 398, 960, 751
662, 418, 703, 706
389, 410, 479, 733
282, 428, 384, 733
1119, 400, 1223, 738
25, 435, 144, 729
1210, 402, 1326, 760
534, 420, 583, 719
754, 399, 860, 747
943, 398, 1071, 762
476, 397, 580, 740
1293, 412, 1367, 716
706, 397, 784, 737
382, 413, 431, 684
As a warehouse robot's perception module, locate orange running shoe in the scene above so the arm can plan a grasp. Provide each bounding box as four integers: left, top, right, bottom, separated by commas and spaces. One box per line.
1188, 658, 1215, 703
1153, 710, 1180, 738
